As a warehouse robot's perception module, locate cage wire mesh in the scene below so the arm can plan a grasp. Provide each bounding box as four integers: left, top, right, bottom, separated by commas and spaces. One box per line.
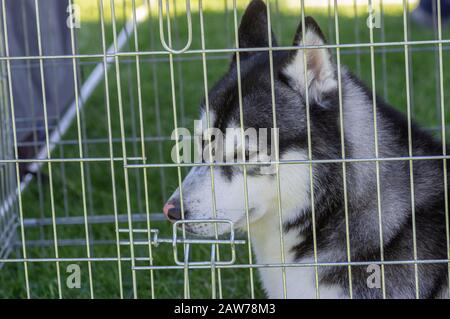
0, 0, 449, 298
0, 13, 18, 270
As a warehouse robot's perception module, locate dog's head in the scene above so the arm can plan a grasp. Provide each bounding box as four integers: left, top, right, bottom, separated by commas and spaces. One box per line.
163, 0, 338, 236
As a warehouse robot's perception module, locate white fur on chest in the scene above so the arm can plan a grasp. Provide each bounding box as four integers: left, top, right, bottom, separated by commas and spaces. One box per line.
249, 211, 344, 299
245, 150, 344, 298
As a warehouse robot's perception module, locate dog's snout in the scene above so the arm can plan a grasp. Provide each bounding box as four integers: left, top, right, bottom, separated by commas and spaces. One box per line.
163, 201, 184, 222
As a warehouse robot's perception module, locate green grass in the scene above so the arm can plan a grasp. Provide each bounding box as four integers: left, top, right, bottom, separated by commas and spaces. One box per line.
1, 1, 450, 298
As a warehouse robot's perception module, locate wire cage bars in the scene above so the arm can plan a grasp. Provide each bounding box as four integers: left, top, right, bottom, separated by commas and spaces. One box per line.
0, 15, 18, 270
0, 0, 449, 299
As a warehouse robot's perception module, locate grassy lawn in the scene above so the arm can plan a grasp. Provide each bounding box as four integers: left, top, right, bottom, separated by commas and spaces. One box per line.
1, 0, 450, 298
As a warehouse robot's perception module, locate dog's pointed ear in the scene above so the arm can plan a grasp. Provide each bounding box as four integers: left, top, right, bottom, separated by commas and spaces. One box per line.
281, 17, 337, 103
231, 0, 278, 63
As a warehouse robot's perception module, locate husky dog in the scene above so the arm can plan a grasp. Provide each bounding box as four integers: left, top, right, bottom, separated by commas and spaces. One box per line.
163, 0, 449, 298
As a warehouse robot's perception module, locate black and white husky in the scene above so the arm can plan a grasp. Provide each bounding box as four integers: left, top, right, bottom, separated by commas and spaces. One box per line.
163, 0, 450, 299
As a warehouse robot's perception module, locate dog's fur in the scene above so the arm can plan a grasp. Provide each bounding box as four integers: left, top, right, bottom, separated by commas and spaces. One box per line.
165, 0, 450, 298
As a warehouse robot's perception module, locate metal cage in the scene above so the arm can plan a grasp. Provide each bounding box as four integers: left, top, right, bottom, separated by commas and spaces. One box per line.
0, 15, 18, 269
0, 0, 449, 299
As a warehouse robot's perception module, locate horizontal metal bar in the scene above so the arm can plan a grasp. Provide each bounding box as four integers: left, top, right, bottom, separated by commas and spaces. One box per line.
121, 239, 246, 245
118, 228, 158, 233
0, 257, 449, 269
126, 154, 450, 169
0, 156, 145, 164
8, 129, 450, 153
20, 239, 239, 248
9, 54, 232, 69
134, 258, 450, 270
15, 136, 171, 148
23, 213, 166, 227
8, 45, 450, 70
15, 125, 58, 133
2, 39, 450, 61
17, 239, 121, 248
0, 257, 145, 263
8, 115, 60, 123
16, 237, 246, 248
11, 123, 448, 151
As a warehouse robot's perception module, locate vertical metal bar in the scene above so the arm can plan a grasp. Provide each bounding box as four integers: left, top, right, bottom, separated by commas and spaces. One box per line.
334, 0, 353, 299
171, 0, 186, 129
146, 0, 167, 203
265, 0, 287, 298
432, 0, 441, 126
34, 0, 62, 298
368, 0, 387, 299
160, 0, 190, 298
183, 243, 190, 298
436, 0, 450, 296
0, 0, 30, 297
402, 0, 420, 299
79, 48, 96, 254
158, 0, 192, 53
122, 0, 144, 217
0, 5, 8, 262
0, 5, 17, 268
59, 140, 70, 219
406, 0, 415, 116
79, 3, 98, 283
353, 0, 361, 76
198, 0, 223, 299
231, 0, 256, 299
0, 22, 4, 259
19, 2, 47, 243
110, 0, 138, 299
299, 0, 320, 299
47, 3, 71, 220
99, 0, 124, 299
380, 0, 389, 101
68, 0, 94, 298
210, 244, 216, 299
131, 0, 155, 299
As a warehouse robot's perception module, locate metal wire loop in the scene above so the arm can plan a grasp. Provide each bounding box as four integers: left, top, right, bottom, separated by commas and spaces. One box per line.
158, 0, 192, 54
172, 219, 238, 266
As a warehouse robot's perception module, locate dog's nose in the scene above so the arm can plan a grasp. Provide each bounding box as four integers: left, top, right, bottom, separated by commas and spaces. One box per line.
163, 201, 182, 222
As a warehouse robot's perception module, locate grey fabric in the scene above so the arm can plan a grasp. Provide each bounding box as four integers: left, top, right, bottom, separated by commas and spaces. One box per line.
4, 0, 76, 152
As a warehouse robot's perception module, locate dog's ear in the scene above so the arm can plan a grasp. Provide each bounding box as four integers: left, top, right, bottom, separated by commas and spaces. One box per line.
231, 0, 278, 63
281, 17, 337, 104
